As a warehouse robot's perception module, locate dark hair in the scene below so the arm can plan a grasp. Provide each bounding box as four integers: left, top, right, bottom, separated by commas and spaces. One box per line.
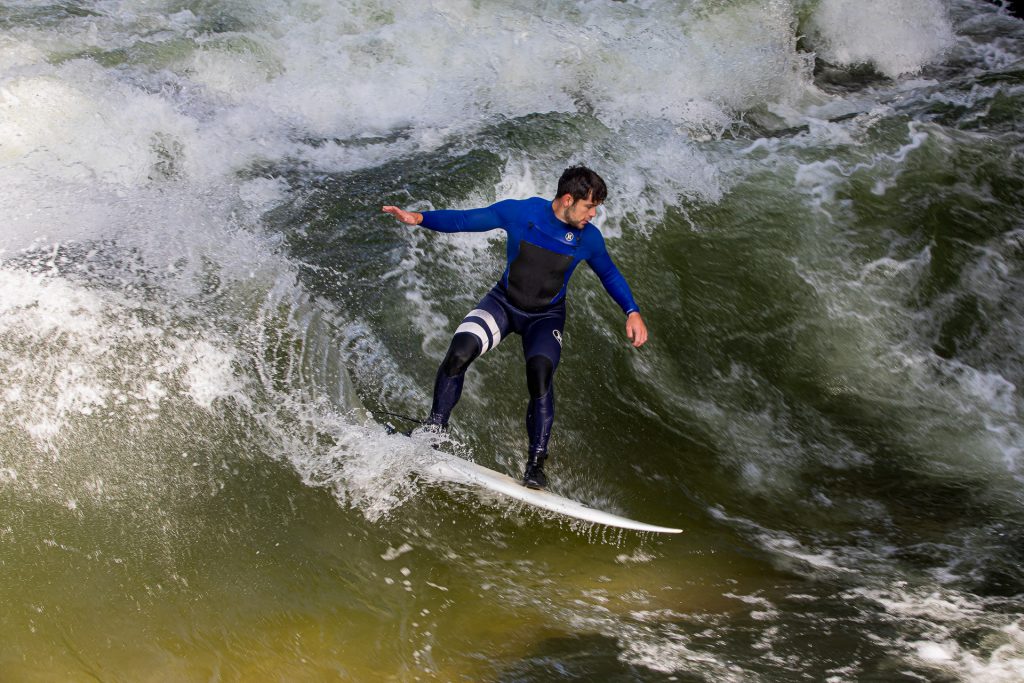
556, 165, 607, 203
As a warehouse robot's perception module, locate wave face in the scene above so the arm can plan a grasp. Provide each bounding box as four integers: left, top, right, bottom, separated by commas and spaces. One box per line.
2, 0, 1023, 679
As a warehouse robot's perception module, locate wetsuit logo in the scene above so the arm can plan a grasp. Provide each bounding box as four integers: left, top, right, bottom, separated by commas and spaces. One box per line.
552, 329, 563, 347
565, 232, 574, 241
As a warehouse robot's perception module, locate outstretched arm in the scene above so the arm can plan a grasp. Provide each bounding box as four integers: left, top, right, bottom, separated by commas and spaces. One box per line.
383, 201, 512, 234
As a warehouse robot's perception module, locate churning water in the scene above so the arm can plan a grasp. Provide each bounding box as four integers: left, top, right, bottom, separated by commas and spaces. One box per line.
2, 0, 1023, 680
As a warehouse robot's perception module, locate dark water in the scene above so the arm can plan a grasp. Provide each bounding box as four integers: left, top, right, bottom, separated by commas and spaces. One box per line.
1, 0, 1023, 680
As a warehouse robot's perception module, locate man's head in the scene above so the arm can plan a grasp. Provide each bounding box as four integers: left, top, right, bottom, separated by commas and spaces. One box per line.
554, 165, 607, 229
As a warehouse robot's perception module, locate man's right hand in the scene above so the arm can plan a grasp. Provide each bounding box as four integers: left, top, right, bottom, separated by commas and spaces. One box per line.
626, 311, 648, 348
382, 206, 423, 225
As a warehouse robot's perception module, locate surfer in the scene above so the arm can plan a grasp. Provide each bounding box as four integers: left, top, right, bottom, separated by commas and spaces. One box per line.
383, 165, 647, 489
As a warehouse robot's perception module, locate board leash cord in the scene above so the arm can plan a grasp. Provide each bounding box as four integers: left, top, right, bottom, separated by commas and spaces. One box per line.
373, 409, 426, 435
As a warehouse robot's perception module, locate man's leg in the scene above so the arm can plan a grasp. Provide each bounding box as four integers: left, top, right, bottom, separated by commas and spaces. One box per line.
427, 333, 480, 427
520, 306, 565, 488
525, 355, 555, 457
427, 295, 509, 427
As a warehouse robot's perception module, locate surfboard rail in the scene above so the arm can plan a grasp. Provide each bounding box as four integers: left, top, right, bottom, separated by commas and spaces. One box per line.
422, 453, 682, 534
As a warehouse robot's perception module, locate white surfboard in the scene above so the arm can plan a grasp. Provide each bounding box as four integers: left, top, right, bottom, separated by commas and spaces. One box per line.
422, 453, 682, 534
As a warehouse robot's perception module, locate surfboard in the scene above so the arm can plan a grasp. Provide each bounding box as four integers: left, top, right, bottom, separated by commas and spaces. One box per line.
421, 453, 682, 534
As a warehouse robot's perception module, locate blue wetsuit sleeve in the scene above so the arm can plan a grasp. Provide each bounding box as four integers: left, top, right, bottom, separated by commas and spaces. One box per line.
586, 230, 640, 316
420, 200, 513, 234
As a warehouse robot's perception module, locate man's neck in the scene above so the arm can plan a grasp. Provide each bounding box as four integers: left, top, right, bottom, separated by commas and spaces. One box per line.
550, 199, 568, 226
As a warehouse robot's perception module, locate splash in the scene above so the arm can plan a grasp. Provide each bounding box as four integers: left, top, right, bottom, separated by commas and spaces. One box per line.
805, 0, 956, 77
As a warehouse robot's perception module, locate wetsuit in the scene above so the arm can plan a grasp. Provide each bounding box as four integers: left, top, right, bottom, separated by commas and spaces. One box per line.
421, 197, 639, 457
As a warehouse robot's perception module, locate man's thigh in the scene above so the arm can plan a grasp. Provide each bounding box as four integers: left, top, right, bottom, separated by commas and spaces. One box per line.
520, 307, 565, 367
454, 289, 512, 356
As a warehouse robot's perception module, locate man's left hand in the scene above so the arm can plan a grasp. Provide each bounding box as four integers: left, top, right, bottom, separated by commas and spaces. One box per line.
626, 312, 648, 348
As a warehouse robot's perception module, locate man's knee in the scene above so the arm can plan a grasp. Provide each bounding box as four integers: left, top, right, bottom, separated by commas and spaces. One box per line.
441, 333, 482, 377
525, 355, 554, 399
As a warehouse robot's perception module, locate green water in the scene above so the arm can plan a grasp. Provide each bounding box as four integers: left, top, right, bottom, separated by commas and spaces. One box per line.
2, 0, 1024, 680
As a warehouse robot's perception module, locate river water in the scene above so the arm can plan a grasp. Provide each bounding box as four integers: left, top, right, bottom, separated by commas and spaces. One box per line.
2, 1, 1023, 680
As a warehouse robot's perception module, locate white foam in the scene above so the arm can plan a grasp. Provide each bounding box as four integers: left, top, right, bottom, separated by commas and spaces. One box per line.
0, 35, 46, 70
381, 543, 413, 561
852, 587, 1024, 681
0, 265, 244, 451
3, 0, 815, 210
0, 61, 198, 186
183, 340, 239, 409
806, 0, 956, 78
915, 640, 956, 662
584, 615, 747, 681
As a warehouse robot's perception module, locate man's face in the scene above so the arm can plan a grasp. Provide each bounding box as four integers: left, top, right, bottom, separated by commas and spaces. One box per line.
559, 193, 601, 229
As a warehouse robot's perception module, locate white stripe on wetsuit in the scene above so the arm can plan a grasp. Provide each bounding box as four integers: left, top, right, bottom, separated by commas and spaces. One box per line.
455, 322, 490, 353
455, 308, 502, 355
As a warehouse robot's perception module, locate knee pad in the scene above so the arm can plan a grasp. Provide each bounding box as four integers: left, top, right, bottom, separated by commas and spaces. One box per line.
525, 355, 553, 399
441, 333, 482, 377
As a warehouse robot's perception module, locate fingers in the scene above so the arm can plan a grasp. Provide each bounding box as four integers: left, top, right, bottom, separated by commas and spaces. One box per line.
383, 207, 424, 226
626, 317, 648, 348
382, 206, 412, 224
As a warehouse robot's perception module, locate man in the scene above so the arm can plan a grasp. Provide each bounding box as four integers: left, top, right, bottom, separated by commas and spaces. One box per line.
383, 165, 648, 489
